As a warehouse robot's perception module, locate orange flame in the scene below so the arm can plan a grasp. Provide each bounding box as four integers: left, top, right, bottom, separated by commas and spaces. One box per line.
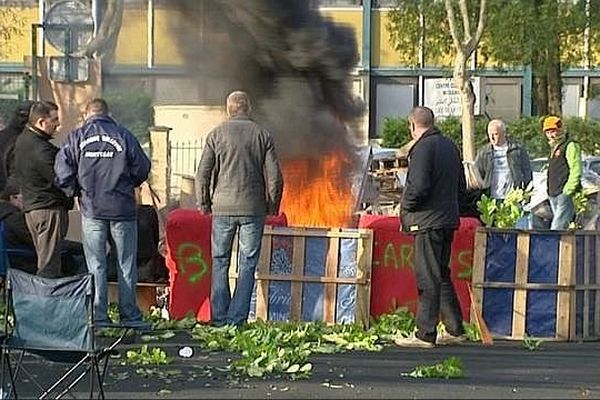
280, 151, 355, 228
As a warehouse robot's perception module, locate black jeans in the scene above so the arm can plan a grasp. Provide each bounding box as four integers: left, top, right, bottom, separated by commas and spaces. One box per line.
414, 228, 465, 343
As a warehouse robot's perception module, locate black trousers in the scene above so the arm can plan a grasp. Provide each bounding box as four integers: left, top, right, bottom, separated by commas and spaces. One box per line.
414, 228, 465, 343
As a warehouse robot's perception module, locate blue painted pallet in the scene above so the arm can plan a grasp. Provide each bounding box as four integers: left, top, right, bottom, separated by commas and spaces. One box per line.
228, 226, 373, 327
472, 228, 600, 341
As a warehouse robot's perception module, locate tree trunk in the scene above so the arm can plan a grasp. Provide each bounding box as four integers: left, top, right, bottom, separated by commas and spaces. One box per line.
533, 71, 548, 116
453, 53, 476, 161
546, 34, 562, 115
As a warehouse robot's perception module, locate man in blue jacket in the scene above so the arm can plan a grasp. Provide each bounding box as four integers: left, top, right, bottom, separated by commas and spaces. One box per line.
55, 98, 151, 329
394, 106, 466, 348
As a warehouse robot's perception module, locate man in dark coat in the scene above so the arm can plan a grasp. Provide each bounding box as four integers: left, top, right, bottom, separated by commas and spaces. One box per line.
0, 100, 34, 192
394, 106, 466, 348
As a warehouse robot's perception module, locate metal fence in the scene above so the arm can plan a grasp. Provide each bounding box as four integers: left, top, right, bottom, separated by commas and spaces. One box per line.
0, 72, 30, 127
169, 139, 204, 200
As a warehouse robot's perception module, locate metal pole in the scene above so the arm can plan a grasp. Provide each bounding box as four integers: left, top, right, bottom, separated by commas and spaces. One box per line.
361, 0, 372, 138
91, 0, 101, 36
147, 0, 155, 69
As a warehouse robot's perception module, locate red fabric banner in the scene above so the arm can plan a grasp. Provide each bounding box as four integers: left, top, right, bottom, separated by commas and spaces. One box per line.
358, 215, 480, 321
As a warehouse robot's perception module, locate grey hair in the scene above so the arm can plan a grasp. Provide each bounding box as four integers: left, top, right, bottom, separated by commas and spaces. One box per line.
226, 91, 251, 117
487, 119, 506, 133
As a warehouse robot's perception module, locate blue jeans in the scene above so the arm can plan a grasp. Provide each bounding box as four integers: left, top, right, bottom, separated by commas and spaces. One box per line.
549, 193, 575, 230
211, 215, 265, 327
82, 216, 145, 327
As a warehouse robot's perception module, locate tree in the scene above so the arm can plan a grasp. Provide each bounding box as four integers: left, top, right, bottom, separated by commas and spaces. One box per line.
481, 0, 586, 116
387, 0, 486, 161
0, 7, 24, 59
78, 0, 124, 65
387, 1, 591, 125
444, 0, 487, 161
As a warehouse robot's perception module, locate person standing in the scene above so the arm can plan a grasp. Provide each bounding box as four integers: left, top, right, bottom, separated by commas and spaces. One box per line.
55, 98, 151, 328
0, 100, 34, 192
13, 101, 71, 278
394, 106, 466, 348
196, 91, 283, 327
474, 119, 533, 200
543, 116, 582, 230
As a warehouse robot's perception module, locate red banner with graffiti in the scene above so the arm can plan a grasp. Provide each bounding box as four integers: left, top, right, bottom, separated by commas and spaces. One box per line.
358, 215, 480, 321
165, 210, 288, 322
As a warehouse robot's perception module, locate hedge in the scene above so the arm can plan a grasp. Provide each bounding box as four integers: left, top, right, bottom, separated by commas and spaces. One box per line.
381, 116, 600, 159
104, 89, 153, 145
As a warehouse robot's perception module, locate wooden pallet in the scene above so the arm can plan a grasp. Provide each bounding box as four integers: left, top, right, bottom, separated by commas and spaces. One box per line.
471, 228, 600, 341
228, 226, 374, 327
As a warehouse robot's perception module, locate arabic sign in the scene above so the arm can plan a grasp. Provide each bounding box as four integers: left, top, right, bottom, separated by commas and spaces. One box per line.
424, 77, 481, 117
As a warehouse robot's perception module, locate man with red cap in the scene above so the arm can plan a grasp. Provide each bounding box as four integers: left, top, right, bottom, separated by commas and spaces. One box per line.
542, 116, 582, 230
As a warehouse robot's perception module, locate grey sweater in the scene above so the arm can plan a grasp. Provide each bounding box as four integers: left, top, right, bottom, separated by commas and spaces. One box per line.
195, 115, 284, 216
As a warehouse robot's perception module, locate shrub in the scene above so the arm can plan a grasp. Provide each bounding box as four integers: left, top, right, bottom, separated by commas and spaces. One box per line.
380, 115, 600, 159
104, 89, 153, 144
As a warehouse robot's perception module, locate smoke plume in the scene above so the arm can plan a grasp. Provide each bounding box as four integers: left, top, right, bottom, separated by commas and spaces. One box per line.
168, 0, 365, 160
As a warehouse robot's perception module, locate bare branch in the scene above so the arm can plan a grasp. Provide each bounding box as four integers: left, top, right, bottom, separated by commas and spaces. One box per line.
78, 0, 124, 60
459, 0, 471, 41
444, 0, 462, 52
473, 0, 487, 48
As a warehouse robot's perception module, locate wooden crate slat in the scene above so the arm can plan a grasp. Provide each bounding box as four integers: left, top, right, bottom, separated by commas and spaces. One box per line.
324, 236, 340, 324
583, 236, 591, 337
263, 226, 370, 239
355, 230, 373, 327
556, 234, 575, 340
290, 236, 306, 320
255, 234, 271, 321
471, 230, 487, 324
596, 235, 600, 336
512, 233, 530, 340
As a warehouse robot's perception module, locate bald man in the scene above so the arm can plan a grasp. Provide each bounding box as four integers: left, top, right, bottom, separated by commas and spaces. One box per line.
394, 106, 466, 349
474, 119, 532, 200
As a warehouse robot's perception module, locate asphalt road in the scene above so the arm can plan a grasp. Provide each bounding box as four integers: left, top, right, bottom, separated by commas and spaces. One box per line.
7, 336, 600, 399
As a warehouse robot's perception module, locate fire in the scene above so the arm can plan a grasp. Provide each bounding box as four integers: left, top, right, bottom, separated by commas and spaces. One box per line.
280, 151, 355, 228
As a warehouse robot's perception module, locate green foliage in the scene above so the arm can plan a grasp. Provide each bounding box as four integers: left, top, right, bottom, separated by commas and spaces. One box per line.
463, 322, 481, 343
380, 116, 488, 155
381, 117, 410, 148
381, 115, 600, 159
522, 334, 543, 351
477, 188, 532, 228
405, 357, 465, 379
104, 89, 153, 144
369, 308, 416, 342
124, 345, 171, 366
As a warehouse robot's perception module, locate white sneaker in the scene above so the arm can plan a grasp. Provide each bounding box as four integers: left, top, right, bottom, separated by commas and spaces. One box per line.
436, 332, 467, 346
394, 335, 435, 349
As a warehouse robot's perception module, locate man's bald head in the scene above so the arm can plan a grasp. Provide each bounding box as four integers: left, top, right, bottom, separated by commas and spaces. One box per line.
408, 106, 434, 129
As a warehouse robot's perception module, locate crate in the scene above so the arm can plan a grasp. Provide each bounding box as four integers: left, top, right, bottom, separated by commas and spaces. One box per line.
228, 226, 374, 327
472, 228, 600, 341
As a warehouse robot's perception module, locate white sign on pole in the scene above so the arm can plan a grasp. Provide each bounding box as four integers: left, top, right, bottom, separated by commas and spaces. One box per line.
424, 77, 481, 117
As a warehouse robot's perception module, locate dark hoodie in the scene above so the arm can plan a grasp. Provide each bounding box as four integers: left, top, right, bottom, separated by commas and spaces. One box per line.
0, 200, 36, 274
0, 100, 34, 192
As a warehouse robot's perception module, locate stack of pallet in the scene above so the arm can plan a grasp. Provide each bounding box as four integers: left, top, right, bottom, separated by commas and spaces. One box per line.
369, 154, 407, 208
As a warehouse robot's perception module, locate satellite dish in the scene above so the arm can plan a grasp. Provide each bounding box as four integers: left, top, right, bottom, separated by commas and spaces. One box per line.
44, 0, 94, 55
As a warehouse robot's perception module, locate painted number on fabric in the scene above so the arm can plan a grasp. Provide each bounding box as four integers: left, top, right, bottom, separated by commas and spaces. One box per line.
176, 243, 209, 284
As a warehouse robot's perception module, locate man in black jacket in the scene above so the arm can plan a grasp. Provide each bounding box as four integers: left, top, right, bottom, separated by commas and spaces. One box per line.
394, 107, 466, 348
13, 101, 72, 278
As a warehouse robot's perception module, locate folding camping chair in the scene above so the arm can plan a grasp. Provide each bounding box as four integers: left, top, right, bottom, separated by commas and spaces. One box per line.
0, 268, 128, 399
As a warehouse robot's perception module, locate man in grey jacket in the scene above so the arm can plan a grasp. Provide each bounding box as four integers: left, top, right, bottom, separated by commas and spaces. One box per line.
196, 91, 284, 327
474, 119, 533, 200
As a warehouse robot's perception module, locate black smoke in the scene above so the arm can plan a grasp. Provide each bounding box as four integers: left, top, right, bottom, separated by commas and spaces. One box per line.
167, 0, 365, 160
